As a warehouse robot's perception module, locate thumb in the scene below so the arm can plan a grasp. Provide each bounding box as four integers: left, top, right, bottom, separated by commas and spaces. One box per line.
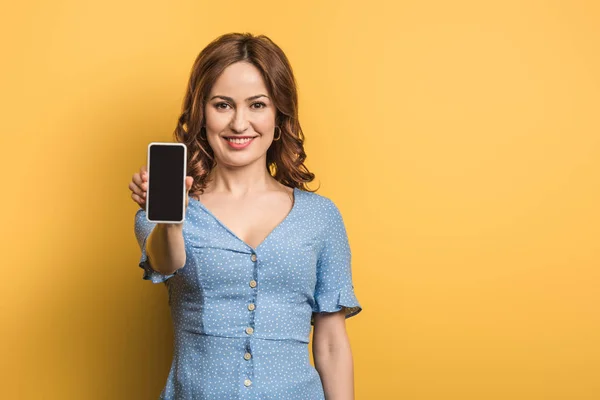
185, 176, 194, 209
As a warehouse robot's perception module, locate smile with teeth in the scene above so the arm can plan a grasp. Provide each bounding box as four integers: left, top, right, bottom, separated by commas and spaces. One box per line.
225, 137, 256, 144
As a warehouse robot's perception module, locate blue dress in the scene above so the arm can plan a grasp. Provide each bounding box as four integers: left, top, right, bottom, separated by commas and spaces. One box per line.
134, 187, 363, 399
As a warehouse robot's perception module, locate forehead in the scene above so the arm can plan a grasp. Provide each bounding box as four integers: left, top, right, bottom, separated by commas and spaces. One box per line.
210, 62, 268, 98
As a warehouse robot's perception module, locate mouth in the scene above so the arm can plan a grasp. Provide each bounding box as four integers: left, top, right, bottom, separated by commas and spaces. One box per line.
223, 136, 258, 149
223, 136, 258, 143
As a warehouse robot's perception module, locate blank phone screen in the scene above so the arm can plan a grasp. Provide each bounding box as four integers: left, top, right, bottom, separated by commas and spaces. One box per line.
147, 144, 186, 222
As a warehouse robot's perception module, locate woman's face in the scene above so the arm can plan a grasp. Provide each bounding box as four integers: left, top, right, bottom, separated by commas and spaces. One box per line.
204, 61, 277, 168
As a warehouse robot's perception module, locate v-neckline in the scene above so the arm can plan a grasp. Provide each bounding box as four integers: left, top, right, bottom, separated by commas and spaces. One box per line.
189, 187, 299, 252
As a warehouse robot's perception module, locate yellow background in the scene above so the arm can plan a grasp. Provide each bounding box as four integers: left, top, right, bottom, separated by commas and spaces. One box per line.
1, 0, 599, 399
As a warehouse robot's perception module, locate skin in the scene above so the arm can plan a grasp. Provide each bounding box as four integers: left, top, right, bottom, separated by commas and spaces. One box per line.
130, 61, 355, 399
194, 61, 295, 250
313, 309, 356, 400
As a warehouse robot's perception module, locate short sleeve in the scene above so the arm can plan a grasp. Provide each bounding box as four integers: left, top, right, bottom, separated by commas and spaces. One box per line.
134, 208, 178, 284
311, 200, 362, 325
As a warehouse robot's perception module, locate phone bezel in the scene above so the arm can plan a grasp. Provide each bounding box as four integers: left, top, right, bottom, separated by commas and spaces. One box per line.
146, 142, 187, 224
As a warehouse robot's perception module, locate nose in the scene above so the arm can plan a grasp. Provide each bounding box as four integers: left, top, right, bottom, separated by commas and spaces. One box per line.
229, 108, 249, 134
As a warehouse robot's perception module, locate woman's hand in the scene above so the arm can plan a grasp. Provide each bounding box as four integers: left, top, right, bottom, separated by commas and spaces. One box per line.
129, 165, 148, 211
129, 165, 194, 212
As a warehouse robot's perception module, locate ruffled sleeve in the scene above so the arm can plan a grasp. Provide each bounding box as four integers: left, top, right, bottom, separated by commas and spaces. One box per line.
134, 208, 179, 284
311, 199, 362, 325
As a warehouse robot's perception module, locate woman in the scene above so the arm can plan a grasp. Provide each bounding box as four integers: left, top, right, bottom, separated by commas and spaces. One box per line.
129, 32, 362, 399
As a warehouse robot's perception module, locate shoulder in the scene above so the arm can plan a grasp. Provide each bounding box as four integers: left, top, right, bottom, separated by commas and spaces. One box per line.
296, 189, 343, 221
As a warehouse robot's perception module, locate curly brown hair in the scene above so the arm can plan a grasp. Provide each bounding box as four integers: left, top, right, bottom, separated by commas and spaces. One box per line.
173, 32, 317, 197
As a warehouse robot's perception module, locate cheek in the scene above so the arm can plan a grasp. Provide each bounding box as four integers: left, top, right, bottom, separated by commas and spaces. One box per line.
204, 111, 228, 130
254, 114, 276, 131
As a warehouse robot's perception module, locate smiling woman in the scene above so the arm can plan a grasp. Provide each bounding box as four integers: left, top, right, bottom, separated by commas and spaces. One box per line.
130, 32, 363, 400
174, 33, 314, 197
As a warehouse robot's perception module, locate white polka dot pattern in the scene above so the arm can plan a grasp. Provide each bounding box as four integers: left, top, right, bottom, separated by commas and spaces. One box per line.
133, 187, 362, 399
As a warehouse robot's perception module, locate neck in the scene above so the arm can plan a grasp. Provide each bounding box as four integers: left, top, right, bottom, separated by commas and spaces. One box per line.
205, 161, 274, 196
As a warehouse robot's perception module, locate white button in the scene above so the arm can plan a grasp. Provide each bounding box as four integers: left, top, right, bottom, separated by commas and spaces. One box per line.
249, 280, 257, 288
248, 303, 255, 311
251, 254, 257, 262
244, 352, 252, 360
244, 379, 252, 387
245, 327, 254, 335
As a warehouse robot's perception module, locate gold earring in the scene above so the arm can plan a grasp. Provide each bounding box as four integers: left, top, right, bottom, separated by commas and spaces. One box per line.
274, 126, 282, 141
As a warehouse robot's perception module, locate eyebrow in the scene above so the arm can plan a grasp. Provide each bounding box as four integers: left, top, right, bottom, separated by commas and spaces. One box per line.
209, 94, 269, 102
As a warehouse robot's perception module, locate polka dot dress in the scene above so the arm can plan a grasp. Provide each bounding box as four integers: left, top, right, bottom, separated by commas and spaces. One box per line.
134, 187, 363, 399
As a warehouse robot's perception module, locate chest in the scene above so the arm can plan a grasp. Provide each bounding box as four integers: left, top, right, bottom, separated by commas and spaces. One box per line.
199, 194, 293, 250
182, 213, 321, 295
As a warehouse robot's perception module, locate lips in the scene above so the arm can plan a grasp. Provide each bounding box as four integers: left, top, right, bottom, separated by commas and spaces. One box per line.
223, 136, 257, 149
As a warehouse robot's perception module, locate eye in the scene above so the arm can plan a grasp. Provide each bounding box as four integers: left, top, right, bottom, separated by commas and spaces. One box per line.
214, 102, 231, 110
252, 102, 267, 109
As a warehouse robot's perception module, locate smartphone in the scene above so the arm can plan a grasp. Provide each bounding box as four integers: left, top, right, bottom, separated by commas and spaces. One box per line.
146, 142, 187, 223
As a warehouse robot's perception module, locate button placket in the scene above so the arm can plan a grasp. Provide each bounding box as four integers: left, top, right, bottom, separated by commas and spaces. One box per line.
243, 251, 259, 389
242, 339, 254, 389
246, 252, 259, 337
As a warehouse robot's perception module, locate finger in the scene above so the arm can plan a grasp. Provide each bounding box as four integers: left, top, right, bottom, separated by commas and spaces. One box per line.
128, 181, 140, 195
132, 173, 148, 193
131, 192, 146, 207
184, 177, 193, 209
140, 165, 148, 181
129, 180, 145, 197
132, 172, 143, 187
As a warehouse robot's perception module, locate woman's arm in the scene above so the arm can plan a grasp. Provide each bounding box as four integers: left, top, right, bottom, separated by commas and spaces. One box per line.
146, 223, 186, 275
312, 308, 355, 400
